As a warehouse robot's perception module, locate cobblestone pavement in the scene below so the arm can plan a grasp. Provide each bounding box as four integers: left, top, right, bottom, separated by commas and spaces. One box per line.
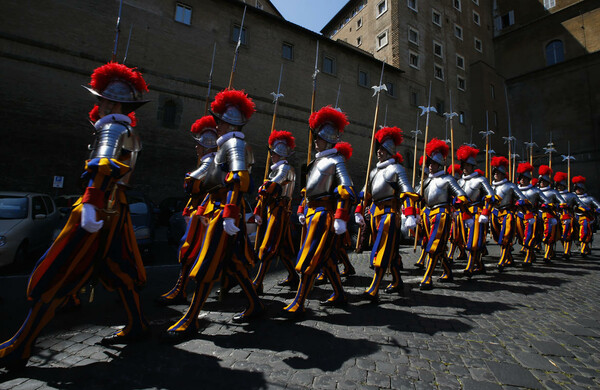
1, 238, 600, 389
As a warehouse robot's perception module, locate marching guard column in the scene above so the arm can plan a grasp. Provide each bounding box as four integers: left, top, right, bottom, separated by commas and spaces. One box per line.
554, 171, 581, 259
285, 106, 356, 316
490, 157, 528, 271
456, 146, 495, 277
418, 139, 469, 290
0, 63, 151, 369
252, 130, 299, 292
354, 127, 417, 301
165, 89, 264, 341
573, 176, 600, 257
157, 116, 218, 305
537, 165, 566, 262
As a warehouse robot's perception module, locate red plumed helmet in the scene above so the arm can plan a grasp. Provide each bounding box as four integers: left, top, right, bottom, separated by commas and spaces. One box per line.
538, 165, 553, 177
418, 155, 425, 166
426, 138, 449, 166
554, 171, 568, 184
456, 145, 479, 164
375, 127, 403, 145
191, 116, 217, 134
393, 153, 404, 164
475, 169, 485, 176
572, 176, 586, 184
89, 62, 149, 95
211, 89, 256, 126
517, 162, 534, 174
269, 130, 296, 149
447, 164, 461, 175
491, 156, 509, 169
309, 106, 349, 145
334, 141, 353, 160
531, 178, 539, 186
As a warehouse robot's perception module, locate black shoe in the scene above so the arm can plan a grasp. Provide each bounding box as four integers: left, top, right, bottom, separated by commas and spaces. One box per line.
414, 263, 425, 269
543, 258, 551, 264
0, 355, 27, 372
162, 326, 198, 343
463, 269, 473, 279
497, 264, 504, 273
155, 294, 187, 306
473, 267, 486, 275
522, 262, 532, 268
456, 253, 468, 261
277, 277, 299, 288
361, 292, 378, 304
563, 254, 570, 260
419, 282, 433, 291
340, 267, 356, 277
253, 284, 264, 295
281, 308, 306, 321
384, 285, 403, 295
232, 305, 265, 323
101, 328, 151, 346
320, 297, 347, 307
437, 276, 454, 283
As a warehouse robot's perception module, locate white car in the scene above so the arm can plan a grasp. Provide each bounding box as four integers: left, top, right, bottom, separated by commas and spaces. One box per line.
0, 192, 61, 267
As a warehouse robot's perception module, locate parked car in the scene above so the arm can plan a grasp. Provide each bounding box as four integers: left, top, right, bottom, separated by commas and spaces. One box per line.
158, 197, 187, 227
0, 192, 61, 267
126, 191, 157, 259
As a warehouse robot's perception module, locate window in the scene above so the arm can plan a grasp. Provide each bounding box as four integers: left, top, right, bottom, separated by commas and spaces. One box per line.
410, 90, 419, 106
42, 196, 54, 214
544, 0, 556, 10
456, 54, 465, 69
495, 11, 515, 30
546, 40, 564, 65
357, 36, 362, 46
473, 11, 480, 25
32, 196, 47, 218
490, 84, 495, 99
358, 70, 369, 87
377, 0, 387, 17
433, 41, 443, 58
474, 37, 483, 52
357, 18, 363, 29
457, 76, 466, 91
408, 27, 419, 45
435, 99, 445, 115
175, 3, 192, 25
162, 100, 177, 127
455, 24, 463, 40
255, 1, 263, 10
323, 56, 336, 75
432, 9, 442, 26
386, 82, 395, 97
232, 25, 247, 45
434, 64, 444, 81
377, 30, 389, 50
459, 111, 465, 124
282, 42, 294, 60
409, 51, 420, 69
408, 0, 418, 12
454, 0, 462, 12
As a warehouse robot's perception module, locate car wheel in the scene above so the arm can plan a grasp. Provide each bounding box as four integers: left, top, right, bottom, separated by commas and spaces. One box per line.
14, 241, 28, 264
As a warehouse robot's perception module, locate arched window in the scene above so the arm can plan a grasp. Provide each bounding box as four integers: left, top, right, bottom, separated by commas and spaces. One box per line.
546, 40, 564, 66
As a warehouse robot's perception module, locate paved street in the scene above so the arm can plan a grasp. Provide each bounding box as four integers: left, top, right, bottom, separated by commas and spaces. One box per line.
1, 238, 600, 389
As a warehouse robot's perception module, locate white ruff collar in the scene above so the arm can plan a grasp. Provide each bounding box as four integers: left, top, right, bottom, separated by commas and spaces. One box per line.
429, 170, 445, 178
518, 184, 532, 190
376, 158, 395, 169
271, 159, 287, 170
492, 179, 508, 186
316, 148, 337, 158
94, 114, 131, 130
217, 131, 245, 147
462, 172, 478, 180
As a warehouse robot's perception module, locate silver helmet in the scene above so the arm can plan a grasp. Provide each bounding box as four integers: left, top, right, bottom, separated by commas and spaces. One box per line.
428, 151, 446, 166
211, 105, 247, 127
314, 123, 340, 145
378, 137, 397, 156
270, 140, 293, 158
193, 129, 218, 149
83, 63, 150, 111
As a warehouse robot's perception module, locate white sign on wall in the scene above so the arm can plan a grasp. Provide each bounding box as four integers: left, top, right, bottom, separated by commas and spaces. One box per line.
53, 176, 64, 188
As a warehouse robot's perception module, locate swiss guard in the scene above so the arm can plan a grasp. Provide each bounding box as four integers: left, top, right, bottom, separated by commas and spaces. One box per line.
0, 62, 151, 370
554, 171, 580, 259
164, 89, 264, 341
537, 165, 566, 262
417, 138, 468, 290
252, 130, 298, 293
156, 116, 218, 305
285, 106, 356, 317
456, 145, 494, 277
354, 126, 417, 302
573, 176, 600, 257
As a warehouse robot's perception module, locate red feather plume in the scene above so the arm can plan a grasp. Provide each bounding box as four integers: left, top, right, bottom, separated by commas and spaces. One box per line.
456, 145, 479, 161
426, 138, 449, 158
517, 162, 534, 174
572, 176, 586, 184
191, 116, 217, 134
447, 164, 462, 175
538, 164, 552, 177
393, 153, 404, 164
531, 178, 539, 186
309, 106, 349, 133
88, 104, 137, 127
89, 62, 148, 93
419, 155, 425, 166
475, 169, 485, 176
491, 156, 509, 169
554, 172, 568, 183
211, 89, 256, 120
334, 142, 353, 160
375, 126, 403, 145
269, 130, 296, 149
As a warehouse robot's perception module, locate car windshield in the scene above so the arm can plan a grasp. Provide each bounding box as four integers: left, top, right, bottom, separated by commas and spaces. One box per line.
0, 196, 28, 219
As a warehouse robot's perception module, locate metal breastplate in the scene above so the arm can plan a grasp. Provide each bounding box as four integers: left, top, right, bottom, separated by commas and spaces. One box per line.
89, 120, 141, 185
423, 174, 465, 208
540, 187, 565, 205
189, 154, 214, 181
305, 154, 352, 200
269, 163, 296, 199
494, 183, 517, 209
204, 136, 247, 193
560, 191, 579, 208
459, 176, 493, 204
371, 163, 413, 202
578, 194, 600, 210
520, 186, 549, 207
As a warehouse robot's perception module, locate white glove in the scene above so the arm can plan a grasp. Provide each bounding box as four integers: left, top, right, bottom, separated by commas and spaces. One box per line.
405, 215, 417, 230
334, 219, 347, 235
354, 213, 365, 227
199, 216, 209, 227
81, 203, 104, 233
223, 218, 240, 236
254, 214, 262, 225
465, 218, 474, 229
298, 214, 306, 225
478, 214, 489, 224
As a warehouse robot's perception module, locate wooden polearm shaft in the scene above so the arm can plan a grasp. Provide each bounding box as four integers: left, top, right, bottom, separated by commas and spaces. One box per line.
355, 62, 386, 251
263, 64, 285, 181
228, 5, 247, 89
504, 83, 513, 180
204, 43, 217, 116
306, 40, 319, 166
411, 111, 421, 188
561, 141, 575, 192
444, 91, 458, 176
111, 0, 123, 62
122, 24, 133, 64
